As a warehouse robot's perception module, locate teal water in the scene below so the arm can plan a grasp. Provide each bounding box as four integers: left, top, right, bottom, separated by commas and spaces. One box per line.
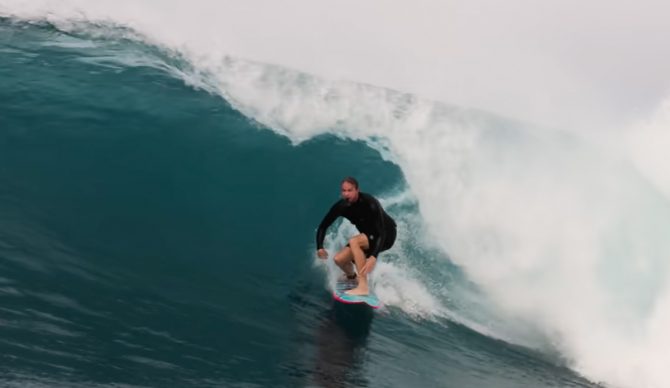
0, 21, 600, 387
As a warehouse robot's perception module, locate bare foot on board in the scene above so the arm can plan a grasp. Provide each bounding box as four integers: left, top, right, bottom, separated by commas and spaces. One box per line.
345, 287, 369, 296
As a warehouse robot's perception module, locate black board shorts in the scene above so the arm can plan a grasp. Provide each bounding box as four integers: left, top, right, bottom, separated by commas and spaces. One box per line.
347, 225, 397, 258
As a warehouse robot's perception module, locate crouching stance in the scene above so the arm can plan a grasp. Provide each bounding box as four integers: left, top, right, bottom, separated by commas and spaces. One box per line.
316, 177, 397, 295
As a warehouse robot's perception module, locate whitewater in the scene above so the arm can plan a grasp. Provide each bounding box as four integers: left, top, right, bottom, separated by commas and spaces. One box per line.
2, 1, 670, 387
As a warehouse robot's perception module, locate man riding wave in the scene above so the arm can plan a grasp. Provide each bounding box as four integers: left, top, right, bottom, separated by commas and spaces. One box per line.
316, 177, 397, 296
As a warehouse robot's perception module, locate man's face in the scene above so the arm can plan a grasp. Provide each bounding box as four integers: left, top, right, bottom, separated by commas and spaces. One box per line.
341, 182, 359, 203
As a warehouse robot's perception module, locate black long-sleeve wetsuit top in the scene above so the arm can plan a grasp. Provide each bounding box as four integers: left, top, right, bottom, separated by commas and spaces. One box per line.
316, 192, 396, 258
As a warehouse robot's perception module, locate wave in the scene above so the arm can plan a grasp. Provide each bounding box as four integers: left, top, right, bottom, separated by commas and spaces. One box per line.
2, 5, 670, 388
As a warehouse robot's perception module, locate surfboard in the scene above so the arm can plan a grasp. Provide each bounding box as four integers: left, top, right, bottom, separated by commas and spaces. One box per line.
333, 279, 382, 309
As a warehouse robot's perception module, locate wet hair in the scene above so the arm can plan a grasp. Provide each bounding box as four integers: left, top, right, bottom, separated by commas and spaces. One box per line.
341, 176, 359, 189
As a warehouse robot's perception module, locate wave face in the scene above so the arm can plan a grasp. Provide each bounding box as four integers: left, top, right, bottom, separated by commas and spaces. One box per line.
2, 3, 670, 388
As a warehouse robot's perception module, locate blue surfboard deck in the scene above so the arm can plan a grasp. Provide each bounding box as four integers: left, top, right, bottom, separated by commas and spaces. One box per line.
333, 279, 382, 309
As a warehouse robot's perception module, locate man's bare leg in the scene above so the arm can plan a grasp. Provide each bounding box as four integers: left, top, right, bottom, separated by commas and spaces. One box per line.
346, 234, 370, 295
333, 247, 356, 279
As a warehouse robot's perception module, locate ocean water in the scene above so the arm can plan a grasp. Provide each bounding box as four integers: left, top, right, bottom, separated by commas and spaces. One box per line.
1, 4, 670, 388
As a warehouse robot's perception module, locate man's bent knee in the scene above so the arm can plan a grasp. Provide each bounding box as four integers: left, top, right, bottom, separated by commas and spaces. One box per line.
333, 248, 352, 264
348, 234, 369, 250
348, 235, 363, 247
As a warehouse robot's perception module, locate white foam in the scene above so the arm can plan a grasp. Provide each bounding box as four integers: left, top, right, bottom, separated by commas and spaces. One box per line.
627, 100, 670, 199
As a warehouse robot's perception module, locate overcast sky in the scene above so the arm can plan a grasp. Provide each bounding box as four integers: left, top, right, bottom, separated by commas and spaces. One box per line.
3, 0, 670, 129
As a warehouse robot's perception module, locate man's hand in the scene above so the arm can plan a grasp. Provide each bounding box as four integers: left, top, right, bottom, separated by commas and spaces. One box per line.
317, 249, 328, 260
361, 256, 377, 275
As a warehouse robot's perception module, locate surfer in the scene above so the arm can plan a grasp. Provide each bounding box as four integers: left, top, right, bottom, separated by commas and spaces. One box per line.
316, 177, 397, 296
